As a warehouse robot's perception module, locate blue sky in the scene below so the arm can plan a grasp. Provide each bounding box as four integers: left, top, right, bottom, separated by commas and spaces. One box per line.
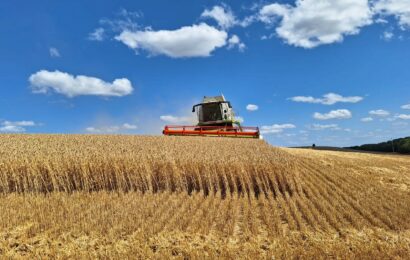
1, 0, 410, 146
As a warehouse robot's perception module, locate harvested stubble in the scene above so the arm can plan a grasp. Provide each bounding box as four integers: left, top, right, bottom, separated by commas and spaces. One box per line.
1, 134, 410, 259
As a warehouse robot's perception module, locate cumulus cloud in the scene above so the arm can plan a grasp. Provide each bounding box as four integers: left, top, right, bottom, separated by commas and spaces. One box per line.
0, 120, 37, 133
259, 0, 373, 48
86, 123, 137, 133
88, 28, 105, 41
246, 104, 258, 111
381, 30, 394, 41
3, 121, 36, 127
29, 70, 133, 98
308, 124, 341, 130
313, 109, 352, 120
115, 23, 228, 58
0, 125, 26, 133
227, 35, 246, 51
369, 109, 390, 117
99, 8, 141, 33
289, 93, 363, 105
122, 123, 138, 130
374, 0, 410, 29
49, 47, 60, 58
201, 5, 237, 29
160, 115, 194, 124
260, 124, 296, 134
88, 9, 140, 43
401, 104, 410, 109
385, 117, 397, 122
395, 114, 410, 120
361, 117, 374, 122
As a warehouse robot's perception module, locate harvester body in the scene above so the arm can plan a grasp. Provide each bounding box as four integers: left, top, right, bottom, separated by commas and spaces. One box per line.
163, 95, 260, 138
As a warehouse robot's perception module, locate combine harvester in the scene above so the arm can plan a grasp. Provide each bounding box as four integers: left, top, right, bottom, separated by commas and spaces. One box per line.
163, 95, 260, 138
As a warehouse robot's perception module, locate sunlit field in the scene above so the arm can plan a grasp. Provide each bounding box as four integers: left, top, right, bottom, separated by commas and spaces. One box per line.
1, 135, 410, 258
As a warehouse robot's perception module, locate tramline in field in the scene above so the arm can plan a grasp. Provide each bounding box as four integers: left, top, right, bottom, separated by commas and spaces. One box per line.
163, 95, 260, 138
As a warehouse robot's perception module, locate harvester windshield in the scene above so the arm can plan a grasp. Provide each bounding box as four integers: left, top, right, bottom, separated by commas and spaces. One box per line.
199, 103, 223, 122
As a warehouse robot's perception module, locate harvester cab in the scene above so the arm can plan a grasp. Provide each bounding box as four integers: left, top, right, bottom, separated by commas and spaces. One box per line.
163, 95, 260, 138
192, 95, 239, 127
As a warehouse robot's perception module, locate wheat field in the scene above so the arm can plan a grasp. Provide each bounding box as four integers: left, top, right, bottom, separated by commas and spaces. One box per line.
1, 134, 410, 259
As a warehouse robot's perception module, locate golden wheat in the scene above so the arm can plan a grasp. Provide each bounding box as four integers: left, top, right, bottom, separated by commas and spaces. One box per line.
1, 134, 410, 258
0, 134, 295, 196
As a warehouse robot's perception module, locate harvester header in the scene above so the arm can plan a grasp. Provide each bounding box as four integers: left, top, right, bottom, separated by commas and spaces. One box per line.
163, 95, 260, 138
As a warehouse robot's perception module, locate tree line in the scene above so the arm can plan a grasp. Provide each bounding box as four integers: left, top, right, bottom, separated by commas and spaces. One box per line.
348, 137, 410, 154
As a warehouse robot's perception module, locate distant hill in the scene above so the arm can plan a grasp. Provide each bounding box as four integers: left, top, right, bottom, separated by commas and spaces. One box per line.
348, 137, 410, 154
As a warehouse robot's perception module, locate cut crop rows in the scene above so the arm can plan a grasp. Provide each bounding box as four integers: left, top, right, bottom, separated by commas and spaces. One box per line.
1, 134, 410, 258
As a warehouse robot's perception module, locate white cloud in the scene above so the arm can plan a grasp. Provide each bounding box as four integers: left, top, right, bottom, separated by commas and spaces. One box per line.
201, 5, 237, 29
160, 115, 193, 124
3, 120, 36, 126
307, 124, 351, 132
200, 4, 255, 28
246, 104, 259, 111
395, 114, 410, 120
289, 93, 363, 105
260, 124, 296, 134
29, 70, 133, 98
309, 124, 341, 130
86, 126, 116, 133
49, 47, 60, 58
115, 23, 228, 58
99, 8, 141, 33
401, 104, 410, 109
259, 0, 373, 48
88, 28, 105, 41
313, 109, 352, 120
259, 4, 289, 23
384, 117, 396, 122
227, 35, 246, 51
361, 117, 374, 122
118, 8, 142, 19
86, 123, 137, 133
382, 30, 394, 41
369, 109, 390, 117
122, 123, 138, 130
0, 125, 25, 133
0, 120, 37, 133
240, 15, 257, 27
374, 0, 410, 29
